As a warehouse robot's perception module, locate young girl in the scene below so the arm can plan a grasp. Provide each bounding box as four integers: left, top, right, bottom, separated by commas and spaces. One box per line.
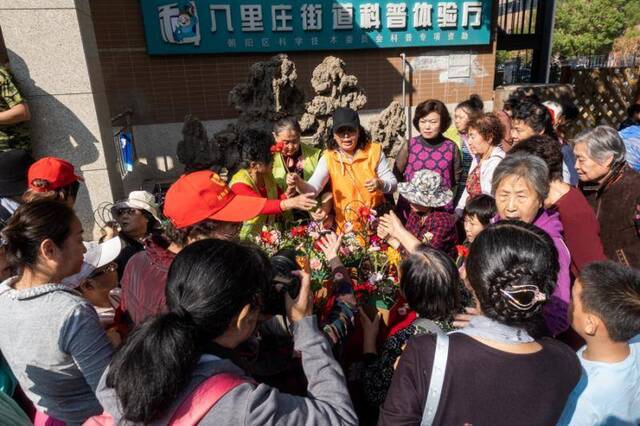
291, 107, 397, 231
230, 129, 317, 239
394, 99, 461, 216
0, 200, 113, 424
457, 194, 496, 266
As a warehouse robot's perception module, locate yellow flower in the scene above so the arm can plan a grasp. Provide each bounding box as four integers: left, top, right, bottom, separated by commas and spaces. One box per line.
386, 246, 401, 269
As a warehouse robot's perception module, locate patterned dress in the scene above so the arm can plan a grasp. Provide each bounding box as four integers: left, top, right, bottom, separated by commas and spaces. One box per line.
398, 136, 459, 215
0, 67, 30, 152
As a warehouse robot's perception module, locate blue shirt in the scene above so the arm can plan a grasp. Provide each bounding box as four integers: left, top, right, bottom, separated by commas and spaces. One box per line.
558, 335, 640, 425
619, 125, 640, 173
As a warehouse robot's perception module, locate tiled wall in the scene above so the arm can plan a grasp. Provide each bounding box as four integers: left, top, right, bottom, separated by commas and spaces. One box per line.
91, 0, 496, 126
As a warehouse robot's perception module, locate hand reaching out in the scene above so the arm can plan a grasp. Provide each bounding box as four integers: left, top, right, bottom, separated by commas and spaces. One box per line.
317, 232, 343, 262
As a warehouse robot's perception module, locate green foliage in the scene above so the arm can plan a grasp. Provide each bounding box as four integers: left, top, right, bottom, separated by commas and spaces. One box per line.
553, 0, 638, 57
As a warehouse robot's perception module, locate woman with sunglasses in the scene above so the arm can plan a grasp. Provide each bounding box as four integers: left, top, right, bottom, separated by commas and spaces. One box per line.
110, 190, 162, 278
0, 200, 113, 424
289, 107, 397, 231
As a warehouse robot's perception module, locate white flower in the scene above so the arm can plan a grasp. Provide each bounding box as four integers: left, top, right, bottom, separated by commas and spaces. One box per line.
368, 272, 384, 284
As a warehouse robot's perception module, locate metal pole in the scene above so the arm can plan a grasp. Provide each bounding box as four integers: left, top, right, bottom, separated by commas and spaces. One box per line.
400, 52, 411, 140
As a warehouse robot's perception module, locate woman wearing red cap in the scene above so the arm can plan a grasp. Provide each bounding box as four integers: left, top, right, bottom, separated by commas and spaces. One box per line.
119, 170, 269, 325
23, 156, 83, 207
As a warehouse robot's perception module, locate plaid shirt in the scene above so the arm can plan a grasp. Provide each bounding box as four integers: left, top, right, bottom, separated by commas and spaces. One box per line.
404, 209, 458, 257
0, 67, 30, 152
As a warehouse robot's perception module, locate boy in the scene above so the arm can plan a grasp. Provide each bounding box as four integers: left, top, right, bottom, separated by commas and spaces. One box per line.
559, 261, 640, 425
462, 194, 496, 245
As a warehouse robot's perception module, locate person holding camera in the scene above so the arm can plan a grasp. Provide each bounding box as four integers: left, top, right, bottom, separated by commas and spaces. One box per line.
94, 239, 357, 425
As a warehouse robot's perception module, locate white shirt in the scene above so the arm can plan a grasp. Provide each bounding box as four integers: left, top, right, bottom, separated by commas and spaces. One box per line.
455, 146, 505, 213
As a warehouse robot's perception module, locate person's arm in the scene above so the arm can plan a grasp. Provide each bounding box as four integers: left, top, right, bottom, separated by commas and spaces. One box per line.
231, 182, 316, 214
392, 140, 409, 182
379, 211, 421, 253
218, 271, 357, 425
60, 303, 114, 392
0, 70, 30, 125
376, 152, 398, 194
293, 155, 330, 196
452, 143, 463, 189
231, 182, 283, 214
0, 103, 30, 125
379, 335, 435, 425
543, 238, 572, 336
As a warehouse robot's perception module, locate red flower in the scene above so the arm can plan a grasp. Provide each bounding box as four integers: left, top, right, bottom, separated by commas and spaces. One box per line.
358, 206, 371, 219
291, 225, 308, 238
260, 231, 273, 244
270, 141, 285, 154
455, 244, 469, 258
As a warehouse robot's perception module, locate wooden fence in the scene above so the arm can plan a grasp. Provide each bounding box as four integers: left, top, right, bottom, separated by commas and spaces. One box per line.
495, 65, 640, 138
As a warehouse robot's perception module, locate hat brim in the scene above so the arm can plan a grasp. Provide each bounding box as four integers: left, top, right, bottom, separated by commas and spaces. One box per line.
113, 200, 161, 223
209, 193, 267, 222
399, 184, 453, 208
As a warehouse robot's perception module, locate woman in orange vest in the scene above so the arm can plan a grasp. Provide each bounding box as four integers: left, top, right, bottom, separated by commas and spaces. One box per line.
289, 107, 397, 231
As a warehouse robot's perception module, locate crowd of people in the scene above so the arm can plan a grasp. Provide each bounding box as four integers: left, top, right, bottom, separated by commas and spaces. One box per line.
0, 57, 639, 425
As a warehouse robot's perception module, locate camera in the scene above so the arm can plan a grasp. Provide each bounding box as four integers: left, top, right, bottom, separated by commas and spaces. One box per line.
262, 248, 302, 316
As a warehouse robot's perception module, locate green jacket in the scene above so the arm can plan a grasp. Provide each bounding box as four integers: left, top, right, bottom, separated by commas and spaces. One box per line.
272, 144, 322, 190
230, 168, 281, 240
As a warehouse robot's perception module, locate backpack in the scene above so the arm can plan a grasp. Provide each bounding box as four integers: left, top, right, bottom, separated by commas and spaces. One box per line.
84, 373, 248, 426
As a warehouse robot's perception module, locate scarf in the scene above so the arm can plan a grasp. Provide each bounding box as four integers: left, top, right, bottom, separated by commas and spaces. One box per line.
455, 314, 534, 344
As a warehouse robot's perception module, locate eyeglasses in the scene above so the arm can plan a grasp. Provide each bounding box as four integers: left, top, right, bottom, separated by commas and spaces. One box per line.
114, 208, 140, 217
88, 262, 117, 280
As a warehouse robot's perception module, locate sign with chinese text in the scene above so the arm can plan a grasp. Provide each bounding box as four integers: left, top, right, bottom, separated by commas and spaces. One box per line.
141, 0, 492, 54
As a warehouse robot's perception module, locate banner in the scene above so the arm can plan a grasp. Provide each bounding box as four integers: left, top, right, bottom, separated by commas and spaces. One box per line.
141, 0, 492, 54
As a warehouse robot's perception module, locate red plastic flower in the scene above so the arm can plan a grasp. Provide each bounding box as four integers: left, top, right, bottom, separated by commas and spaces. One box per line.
290, 225, 307, 238
260, 231, 274, 244
455, 244, 469, 258
358, 206, 371, 219
270, 141, 285, 154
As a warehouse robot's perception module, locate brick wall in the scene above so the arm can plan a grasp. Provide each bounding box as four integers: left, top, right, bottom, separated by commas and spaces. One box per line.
91, 0, 496, 126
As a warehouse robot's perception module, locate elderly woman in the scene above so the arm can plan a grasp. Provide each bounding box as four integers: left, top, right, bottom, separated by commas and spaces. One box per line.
491, 153, 571, 337
574, 126, 640, 268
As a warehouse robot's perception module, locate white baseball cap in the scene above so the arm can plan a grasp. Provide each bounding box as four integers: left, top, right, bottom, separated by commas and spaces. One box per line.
61, 237, 123, 288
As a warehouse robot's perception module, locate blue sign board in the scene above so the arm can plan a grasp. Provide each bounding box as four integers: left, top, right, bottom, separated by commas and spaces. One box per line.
141, 0, 492, 55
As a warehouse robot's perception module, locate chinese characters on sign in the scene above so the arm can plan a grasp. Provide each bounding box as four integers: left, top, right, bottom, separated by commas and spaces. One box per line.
144, 0, 491, 54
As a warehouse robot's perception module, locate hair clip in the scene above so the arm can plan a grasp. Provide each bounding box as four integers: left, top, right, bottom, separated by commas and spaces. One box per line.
500, 284, 547, 311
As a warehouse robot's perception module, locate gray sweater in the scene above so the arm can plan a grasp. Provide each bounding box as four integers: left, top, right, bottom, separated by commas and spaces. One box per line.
0, 277, 114, 425
96, 315, 358, 425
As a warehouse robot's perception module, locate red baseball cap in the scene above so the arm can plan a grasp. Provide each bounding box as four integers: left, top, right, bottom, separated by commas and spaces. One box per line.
164, 170, 266, 229
28, 157, 83, 192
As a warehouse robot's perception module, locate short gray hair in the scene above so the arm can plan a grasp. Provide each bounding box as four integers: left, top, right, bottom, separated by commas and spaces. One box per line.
492, 152, 550, 201
574, 125, 626, 168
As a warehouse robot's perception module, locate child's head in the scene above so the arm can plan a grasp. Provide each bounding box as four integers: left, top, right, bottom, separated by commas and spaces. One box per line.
400, 244, 461, 321
463, 194, 496, 243
78, 261, 119, 308
570, 261, 640, 342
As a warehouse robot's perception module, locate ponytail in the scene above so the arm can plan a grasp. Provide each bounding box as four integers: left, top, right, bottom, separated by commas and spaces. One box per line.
106, 239, 271, 423
106, 312, 202, 422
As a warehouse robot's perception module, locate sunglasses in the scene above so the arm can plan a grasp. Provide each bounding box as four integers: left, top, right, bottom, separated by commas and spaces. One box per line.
114, 208, 140, 217
87, 262, 117, 280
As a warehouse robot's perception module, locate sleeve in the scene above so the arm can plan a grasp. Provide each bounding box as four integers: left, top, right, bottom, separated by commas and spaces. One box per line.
543, 238, 572, 336
480, 156, 501, 195
379, 335, 434, 425
452, 144, 463, 189
240, 316, 358, 425
362, 332, 410, 407
60, 303, 114, 392
0, 69, 24, 108
306, 155, 330, 195
321, 264, 357, 347
231, 182, 283, 215
376, 152, 398, 193
393, 140, 409, 181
